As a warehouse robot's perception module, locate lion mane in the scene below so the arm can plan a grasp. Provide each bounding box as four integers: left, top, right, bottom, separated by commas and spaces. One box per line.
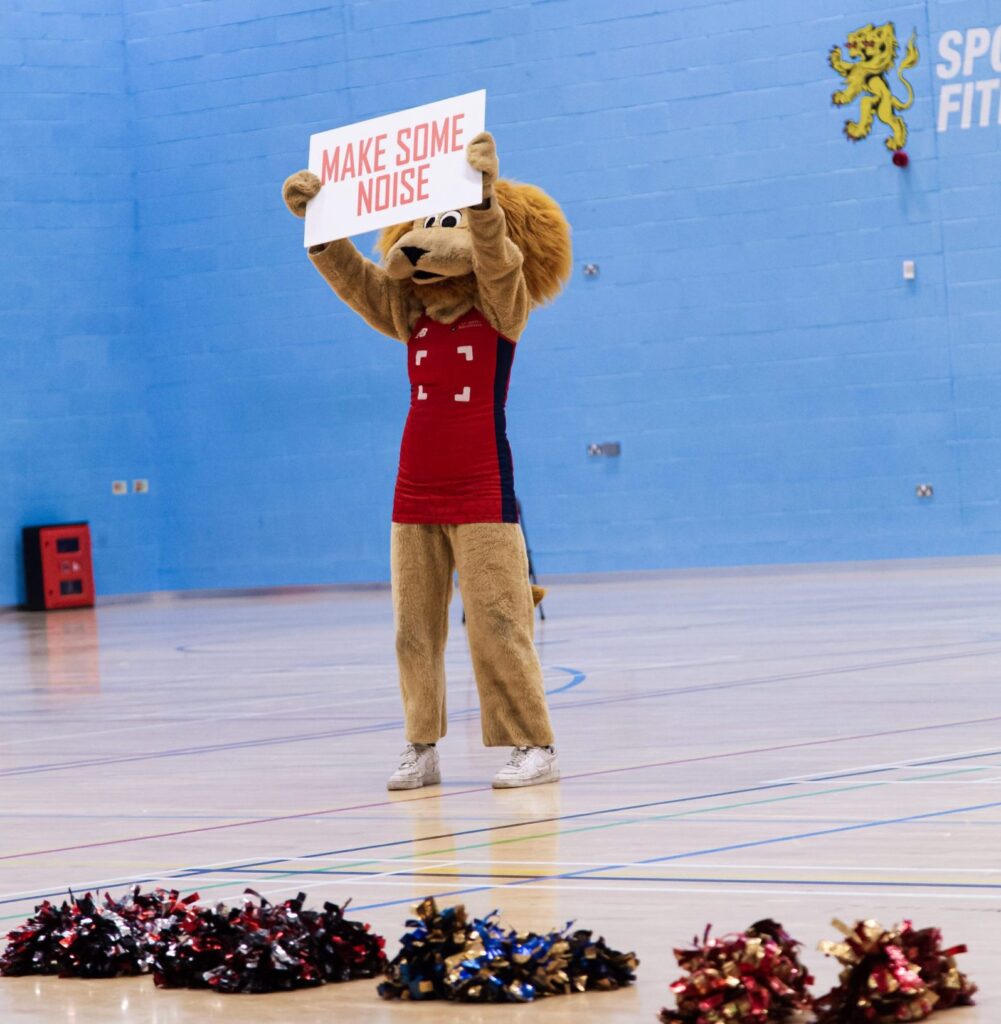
376, 179, 572, 309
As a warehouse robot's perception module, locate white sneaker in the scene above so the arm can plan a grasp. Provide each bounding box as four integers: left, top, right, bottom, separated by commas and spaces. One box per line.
492, 746, 560, 789
387, 744, 441, 791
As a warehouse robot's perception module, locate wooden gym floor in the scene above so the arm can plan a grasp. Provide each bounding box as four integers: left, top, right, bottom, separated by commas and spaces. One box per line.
0, 557, 998, 1022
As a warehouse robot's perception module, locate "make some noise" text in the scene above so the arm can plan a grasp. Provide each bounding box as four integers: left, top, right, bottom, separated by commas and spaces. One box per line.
317, 113, 466, 215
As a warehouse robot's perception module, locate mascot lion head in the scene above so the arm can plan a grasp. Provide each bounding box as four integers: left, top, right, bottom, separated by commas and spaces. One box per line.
376, 179, 572, 310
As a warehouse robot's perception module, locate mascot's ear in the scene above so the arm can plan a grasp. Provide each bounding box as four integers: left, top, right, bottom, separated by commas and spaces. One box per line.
494, 179, 572, 307
376, 220, 413, 263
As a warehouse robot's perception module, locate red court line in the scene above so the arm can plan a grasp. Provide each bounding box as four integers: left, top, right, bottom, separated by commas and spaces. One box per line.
2, 712, 998, 863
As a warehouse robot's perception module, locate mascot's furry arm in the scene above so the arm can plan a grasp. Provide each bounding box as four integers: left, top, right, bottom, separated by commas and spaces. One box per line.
282, 171, 413, 342
282, 132, 536, 341
464, 132, 530, 341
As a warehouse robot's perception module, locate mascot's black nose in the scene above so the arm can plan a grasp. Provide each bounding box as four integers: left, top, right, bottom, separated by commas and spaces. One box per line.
402, 246, 428, 266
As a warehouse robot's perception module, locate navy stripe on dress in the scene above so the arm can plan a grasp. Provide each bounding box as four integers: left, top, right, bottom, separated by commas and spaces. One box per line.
493, 337, 518, 524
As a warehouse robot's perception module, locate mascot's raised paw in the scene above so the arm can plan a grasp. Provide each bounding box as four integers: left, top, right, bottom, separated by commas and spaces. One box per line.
282, 170, 322, 218
466, 131, 499, 194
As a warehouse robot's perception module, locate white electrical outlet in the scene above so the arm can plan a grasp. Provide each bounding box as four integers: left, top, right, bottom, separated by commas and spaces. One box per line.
112, 480, 128, 495
902, 260, 916, 280
133, 479, 149, 494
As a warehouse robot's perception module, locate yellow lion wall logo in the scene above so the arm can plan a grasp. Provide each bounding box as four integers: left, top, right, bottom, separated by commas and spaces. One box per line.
829, 22, 919, 151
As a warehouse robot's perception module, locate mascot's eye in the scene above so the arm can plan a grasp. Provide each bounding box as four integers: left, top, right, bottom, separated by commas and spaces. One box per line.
423, 215, 437, 229
439, 210, 462, 228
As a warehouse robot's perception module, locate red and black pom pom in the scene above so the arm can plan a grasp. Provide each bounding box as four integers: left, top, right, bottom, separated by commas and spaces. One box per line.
2, 887, 385, 995
152, 889, 386, 994
0, 887, 196, 979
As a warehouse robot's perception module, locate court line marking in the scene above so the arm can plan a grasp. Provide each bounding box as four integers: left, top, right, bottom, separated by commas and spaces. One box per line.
4, 717, 999, 864
5, 645, 1000, 778
0, 667, 584, 776
205, 874, 1001, 904
172, 752, 1001, 869
306, 771, 996, 868
614, 800, 1001, 871
542, 645, 1001, 717
183, 867, 1001, 891
167, 856, 1001, 874
0, 665, 596, 749
3, 787, 998, 921
5, 870, 999, 927
346, 798, 1001, 913
2, 759, 986, 912
766, 747, 1001, 784
141, 763, 997, 902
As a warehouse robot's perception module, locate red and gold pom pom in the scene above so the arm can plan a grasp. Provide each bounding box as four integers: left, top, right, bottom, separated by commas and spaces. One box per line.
815, 919, 976, 1023
659, 919, 814, 1023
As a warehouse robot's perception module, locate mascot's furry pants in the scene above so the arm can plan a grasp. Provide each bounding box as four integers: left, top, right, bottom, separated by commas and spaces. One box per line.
391, 522, 555, 747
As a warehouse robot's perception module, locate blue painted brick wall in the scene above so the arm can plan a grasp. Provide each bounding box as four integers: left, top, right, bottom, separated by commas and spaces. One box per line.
0, 1, 156, 605
4, 0, 1001, 600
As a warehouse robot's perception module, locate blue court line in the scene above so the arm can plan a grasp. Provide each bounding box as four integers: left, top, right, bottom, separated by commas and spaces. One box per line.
579, 799, 1001, 874
349, 797, 1001, 913
0, 667, 586, 779
167, 780, 798, 877
6, 641, 1000, 779
545, 666, 586, 694
541, 647, 1001, 719
5, 795, 999, 916
3, 741, 997, 914
10, 642, 1001, 779
198, 866, 1001, 891
810, 749, 998, 778
905, 749, 1001, 768
811, 765, 922, 782
358, 885, 496, 911
174, 747, 1001, 874
0, 777, 810, 903
166, 751, 1001, 879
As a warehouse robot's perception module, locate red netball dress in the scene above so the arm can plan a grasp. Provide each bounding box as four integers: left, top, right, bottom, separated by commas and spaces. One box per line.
393, 307, 518, 524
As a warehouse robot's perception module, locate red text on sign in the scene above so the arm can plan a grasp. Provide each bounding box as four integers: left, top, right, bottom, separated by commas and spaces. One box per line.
395, 113, 465, 165
357, 163, 431, 215
320, 133, 388, 186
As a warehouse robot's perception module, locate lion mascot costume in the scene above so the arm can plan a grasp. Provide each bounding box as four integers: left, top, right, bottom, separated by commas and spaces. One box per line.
282, 131, 571, 789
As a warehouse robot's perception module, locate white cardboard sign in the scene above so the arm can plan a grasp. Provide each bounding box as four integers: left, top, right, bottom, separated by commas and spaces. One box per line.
303, 90, 486, 247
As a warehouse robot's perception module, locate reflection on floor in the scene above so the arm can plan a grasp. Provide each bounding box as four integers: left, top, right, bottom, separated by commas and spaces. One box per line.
1, 558, 999, 1022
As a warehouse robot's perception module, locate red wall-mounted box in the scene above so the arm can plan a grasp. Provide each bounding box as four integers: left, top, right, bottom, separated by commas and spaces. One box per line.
22, 522, 95, 611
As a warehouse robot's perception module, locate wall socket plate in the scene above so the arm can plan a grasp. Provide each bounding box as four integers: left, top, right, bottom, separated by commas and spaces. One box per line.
587, 442, 621, 457
902, 259, 916, 280
133, 479, 149, 494
112, 480, 128, 495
